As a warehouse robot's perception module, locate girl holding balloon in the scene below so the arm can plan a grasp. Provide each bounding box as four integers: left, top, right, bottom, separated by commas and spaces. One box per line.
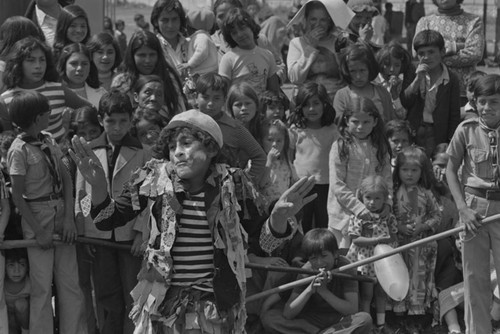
346, 175, 398, 333
392, 146, 442, 330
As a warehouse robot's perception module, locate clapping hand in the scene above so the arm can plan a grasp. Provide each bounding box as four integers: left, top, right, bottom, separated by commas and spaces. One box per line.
69, 136, 106, 187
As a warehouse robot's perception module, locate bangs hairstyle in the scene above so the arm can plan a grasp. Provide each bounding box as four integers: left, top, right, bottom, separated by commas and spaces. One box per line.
304, 1, 334, 33
124, 30, 183, 114
385, 119, 415, 144
339, 43, 379, 84
98, 90, 134, 118
53, 5, 91, 50
221, 8, 260, 48
393, 146, 435, 190
226, 82, 262, 140
0, 16, 45, 59
195, 72, 229, 97
338, 96, 389, 170
358, 175, 389, 201
87, 32, 123, 72
8, 91, 50, 130
4, 248, 28, 263
260, 90, 290, 118
375, 42, 411, 76
290, 81, 335, 129
151, 0, 187, 36
265, 119, 291, 164
301, 228, 339, 259
413, 29, 445, 52
472, 74, 500, 98
57, 43, 100, 89
152, 126, 221, 160
3, 37, 58, 89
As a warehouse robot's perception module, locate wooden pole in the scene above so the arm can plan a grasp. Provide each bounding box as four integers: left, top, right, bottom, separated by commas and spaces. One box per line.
247, 213, 500, 303
0, 236, 132, 251
246, 263, 377, 283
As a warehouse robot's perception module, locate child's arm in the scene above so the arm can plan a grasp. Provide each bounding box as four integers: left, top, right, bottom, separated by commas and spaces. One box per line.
59, 159, 77, 243
237, 124, 267, 184
316, 282, 359, 315
63, 86, 93, 109
446, 129, 482, 233
283, 277, 315, 319
261, 293, 281, 315
11, 175, 53, 248
351, 234, 391, 247
184, 34, 210, 70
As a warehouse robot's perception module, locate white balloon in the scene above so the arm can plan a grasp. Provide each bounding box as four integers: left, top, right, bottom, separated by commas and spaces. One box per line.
373, 244, 410, 301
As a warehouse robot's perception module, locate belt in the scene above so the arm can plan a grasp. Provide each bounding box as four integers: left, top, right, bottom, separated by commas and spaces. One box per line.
465, 186, 500, 201
25, 193, 63, 202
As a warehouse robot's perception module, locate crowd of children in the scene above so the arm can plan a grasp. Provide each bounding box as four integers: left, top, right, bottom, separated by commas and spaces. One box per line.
0, 0, 496, 333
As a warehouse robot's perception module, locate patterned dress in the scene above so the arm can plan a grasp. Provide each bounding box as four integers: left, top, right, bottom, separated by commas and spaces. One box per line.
346, 211, 399, 277
393, 184, 442, 315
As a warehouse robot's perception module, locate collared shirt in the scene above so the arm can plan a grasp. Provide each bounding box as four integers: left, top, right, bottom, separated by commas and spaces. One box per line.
35, 5, 58, 47
447, 118, 500, 189
421, 64, 450, 123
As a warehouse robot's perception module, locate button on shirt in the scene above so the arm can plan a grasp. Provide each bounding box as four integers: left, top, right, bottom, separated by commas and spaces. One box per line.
36, 5, 58, 47
447, 118, 500, 189
421, 65, 450, 124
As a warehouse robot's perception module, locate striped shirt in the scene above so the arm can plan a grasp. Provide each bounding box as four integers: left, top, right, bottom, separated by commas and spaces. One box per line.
171, 192, 214, 291
1, 82, 66, 142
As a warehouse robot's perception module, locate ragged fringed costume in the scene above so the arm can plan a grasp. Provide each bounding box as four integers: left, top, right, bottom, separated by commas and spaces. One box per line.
90, 158, 279, 333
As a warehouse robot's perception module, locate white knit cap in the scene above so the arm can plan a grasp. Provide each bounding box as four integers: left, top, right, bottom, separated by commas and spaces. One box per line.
165, 109, 224, 149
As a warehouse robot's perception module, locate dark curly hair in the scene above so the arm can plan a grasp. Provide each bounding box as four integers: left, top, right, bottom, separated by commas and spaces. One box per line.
290, 81, 336, 129
152, 126, 221, 162
221, 8, 260, 48
3, 37, 58, 89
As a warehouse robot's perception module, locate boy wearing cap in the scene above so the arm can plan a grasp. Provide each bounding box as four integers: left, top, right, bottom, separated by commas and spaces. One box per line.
177, 7, 219, 76
70, 109, 316, 333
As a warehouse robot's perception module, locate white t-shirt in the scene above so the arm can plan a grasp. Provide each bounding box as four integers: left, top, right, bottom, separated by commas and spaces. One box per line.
219, 46, 277, 95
